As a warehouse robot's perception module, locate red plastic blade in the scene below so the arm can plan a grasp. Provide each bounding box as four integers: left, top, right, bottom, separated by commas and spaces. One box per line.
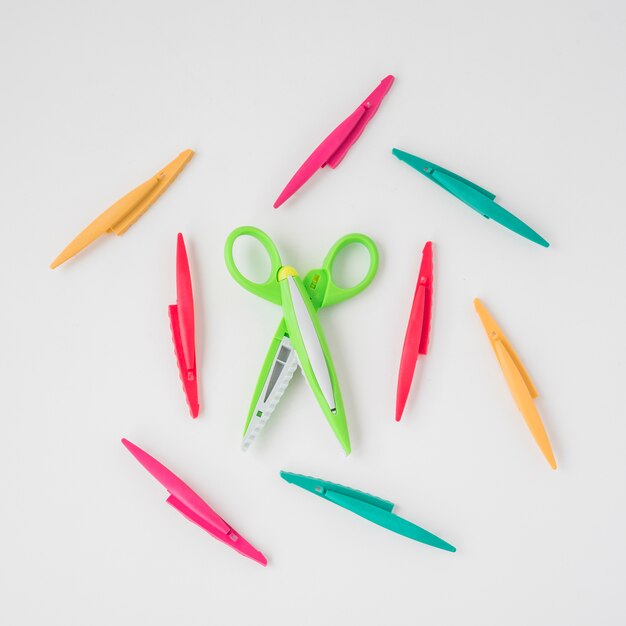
417, 241, 433, 355
169, 233, 199, 418
169, 305, 199, 418
395, 242, 433, 421
176, 233, 195, 372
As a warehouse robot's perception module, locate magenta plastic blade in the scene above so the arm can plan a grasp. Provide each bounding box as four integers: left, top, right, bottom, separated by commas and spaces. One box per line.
395, 242, 433, 421
326, 74, 394, 168
122, 438, 229, 533
167, 495, 267, 566
273, 75, 394, 208
122, 439, 267, 566
273, 107, 365, 208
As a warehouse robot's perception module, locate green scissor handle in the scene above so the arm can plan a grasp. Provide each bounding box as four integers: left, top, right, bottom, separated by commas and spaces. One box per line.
224, 226, 283, 305
304, 234, 379, 310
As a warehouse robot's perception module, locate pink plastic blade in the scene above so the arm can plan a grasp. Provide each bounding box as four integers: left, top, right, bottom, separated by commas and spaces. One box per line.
326, 75, 395, 168
121, 438, 229, 534
167, 495, 267, 566
169, 233, 199, 418
273, 107, 366, 208
273, 75, 394, 208
395, 242, 433, 422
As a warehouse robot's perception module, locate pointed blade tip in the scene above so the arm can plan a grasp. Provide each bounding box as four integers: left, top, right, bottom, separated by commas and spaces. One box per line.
50, 254, 65, 269
395, 403, 404, 421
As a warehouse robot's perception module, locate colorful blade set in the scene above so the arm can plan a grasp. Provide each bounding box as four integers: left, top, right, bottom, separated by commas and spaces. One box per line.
48, 71, 559, 568
392, 247, 557, 468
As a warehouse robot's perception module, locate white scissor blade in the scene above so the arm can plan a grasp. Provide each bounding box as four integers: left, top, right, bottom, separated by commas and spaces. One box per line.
286, 276, 336, 412
242, 336, 299, 451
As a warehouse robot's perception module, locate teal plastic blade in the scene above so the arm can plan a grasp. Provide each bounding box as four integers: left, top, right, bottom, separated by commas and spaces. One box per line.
280, 471, 456, 552
392, 148, 549, 248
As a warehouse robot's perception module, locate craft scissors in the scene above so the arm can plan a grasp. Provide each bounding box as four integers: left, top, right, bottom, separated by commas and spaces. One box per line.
225, 226, 379, 454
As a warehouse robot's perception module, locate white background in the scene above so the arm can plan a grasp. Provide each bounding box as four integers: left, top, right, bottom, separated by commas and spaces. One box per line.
1, 1, 625, 624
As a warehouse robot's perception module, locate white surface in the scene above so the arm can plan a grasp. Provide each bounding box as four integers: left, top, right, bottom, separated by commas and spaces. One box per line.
1, 1, 625, 624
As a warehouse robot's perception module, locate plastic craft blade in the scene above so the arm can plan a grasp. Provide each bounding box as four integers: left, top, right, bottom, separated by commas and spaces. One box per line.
51, 150, 194, 268
280, 471, 456, 552
274, 76, 394, 208
168, 233, 199, 418
395, 241, 433, 421
474, 298, 556, 469
391, 149, 549, 247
